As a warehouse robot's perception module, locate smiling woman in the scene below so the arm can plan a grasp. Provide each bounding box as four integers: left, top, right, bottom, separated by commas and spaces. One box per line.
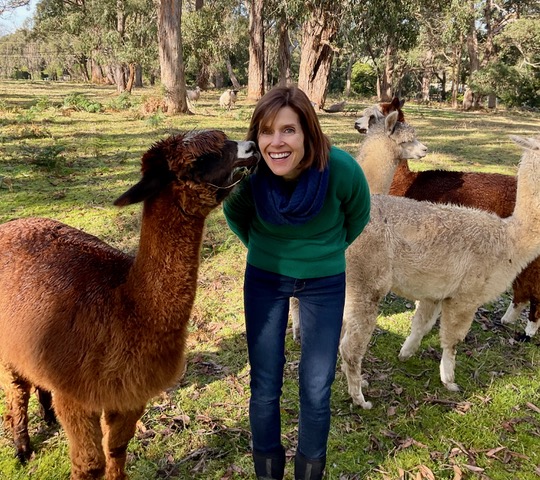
222, 85, 371, 480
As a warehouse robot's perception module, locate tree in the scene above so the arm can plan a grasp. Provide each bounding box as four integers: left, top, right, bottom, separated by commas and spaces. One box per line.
247, 0, 264, 101
157, 0, 190, 113
298, 1, 341, 109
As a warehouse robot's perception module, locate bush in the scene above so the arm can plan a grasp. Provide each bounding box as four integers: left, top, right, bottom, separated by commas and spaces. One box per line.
470, 62, 540, 109
351, 61, 377, 97
63, 93, 103, 113
19, 140, 67, 172
107, 92, 139, 111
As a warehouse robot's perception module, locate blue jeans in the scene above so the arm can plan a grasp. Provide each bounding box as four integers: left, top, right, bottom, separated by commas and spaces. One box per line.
244, 264, 345, 460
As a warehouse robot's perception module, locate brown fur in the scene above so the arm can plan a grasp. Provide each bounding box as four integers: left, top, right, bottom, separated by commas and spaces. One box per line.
373, 99, 539, 338
0, 130, 259, 479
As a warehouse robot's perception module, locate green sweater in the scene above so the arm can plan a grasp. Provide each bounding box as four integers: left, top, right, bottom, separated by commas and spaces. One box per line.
223, 146, 371, 279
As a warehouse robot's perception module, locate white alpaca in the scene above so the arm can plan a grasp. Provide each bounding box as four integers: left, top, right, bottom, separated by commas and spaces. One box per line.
341, 136, 540, 409
219, 89, 238, 110
291, 111, 427, 342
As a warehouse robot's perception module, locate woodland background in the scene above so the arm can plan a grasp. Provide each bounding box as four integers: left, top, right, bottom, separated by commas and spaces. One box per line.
0, 0, 539, 114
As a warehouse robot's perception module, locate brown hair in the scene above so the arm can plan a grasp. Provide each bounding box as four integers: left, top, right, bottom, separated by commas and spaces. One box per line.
246, 86, 331, 172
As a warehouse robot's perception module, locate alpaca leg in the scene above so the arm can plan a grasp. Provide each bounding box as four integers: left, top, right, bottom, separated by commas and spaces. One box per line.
438, 301, 476, 392
1, 368, 32, 462
524, 299, 539, 338
339, 297, 379, 409
500, 301, 527, 325
290, 297, 301, 343
399, 300, 442, 361
102, 406, 145, 480
36, 388, 56, 425
53, 394, 105, 480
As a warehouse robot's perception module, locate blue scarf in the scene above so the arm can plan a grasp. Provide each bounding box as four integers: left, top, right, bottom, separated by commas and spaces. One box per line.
250, 163, 330, 225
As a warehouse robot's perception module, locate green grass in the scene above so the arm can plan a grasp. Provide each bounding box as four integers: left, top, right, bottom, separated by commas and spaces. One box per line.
1, 80, 540, 479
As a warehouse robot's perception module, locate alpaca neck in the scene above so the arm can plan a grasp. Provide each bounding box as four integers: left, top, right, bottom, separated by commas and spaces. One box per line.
509, 153, 540, 258
125, 195, 207, 330
359, 141, 399, 194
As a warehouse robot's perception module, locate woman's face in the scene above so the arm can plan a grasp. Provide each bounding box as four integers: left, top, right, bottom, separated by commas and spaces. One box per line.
258, 106, 305, 180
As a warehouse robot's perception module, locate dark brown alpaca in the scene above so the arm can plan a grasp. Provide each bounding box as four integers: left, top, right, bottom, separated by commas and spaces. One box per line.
355, 98, 539, 339
0, 130, 259, 479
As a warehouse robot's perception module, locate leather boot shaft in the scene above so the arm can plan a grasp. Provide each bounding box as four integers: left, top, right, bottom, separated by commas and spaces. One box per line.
253, 445, 286, 480
294, 451, 326, 480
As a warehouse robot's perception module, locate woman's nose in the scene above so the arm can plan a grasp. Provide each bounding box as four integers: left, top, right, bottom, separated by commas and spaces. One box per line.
270, 132, 284, 146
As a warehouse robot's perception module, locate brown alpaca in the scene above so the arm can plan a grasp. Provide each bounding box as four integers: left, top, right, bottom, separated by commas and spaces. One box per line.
355, 98, 539, 339
0, 130, 259, 479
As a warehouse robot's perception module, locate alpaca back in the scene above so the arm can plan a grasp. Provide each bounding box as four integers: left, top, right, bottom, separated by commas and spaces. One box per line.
389, 164, 517, 217
348, 195, 519, 306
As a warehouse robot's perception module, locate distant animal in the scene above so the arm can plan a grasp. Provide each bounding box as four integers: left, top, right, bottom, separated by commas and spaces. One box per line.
0, 130, 259, 478
219, 89, 239, 110
187, 86, 201, 102
463, 88, 474, 111
323, 100, 346, 113
341, 136, 540, 408
357, 99, 540, 340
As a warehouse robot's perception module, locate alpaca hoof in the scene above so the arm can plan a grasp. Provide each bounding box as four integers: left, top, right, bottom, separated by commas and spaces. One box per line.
398, 350, 413, 362
516, 333, 532, 343
443, 382, 460, 392
15, 447, 32, 464
352, 398, 373, 410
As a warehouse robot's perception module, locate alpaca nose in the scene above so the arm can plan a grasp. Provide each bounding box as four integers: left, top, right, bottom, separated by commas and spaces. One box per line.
246, 140, 257, 154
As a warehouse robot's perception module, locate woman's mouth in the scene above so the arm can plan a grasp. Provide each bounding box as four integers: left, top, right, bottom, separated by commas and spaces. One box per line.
269, 152, 291, 160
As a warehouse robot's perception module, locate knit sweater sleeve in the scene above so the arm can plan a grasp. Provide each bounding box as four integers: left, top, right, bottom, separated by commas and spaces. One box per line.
222, 178, 255, 247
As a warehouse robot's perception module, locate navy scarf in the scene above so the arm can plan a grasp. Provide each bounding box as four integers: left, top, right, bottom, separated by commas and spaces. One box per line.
250, 163, 330, 226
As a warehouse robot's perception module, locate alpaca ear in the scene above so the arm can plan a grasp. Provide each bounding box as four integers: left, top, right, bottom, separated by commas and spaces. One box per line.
114, 170, 175, 206
385, 110, 399, 134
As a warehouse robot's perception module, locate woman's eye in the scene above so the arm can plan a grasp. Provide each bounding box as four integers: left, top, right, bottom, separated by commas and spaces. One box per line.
283, 127, 295, 134
260, 128, 272, 136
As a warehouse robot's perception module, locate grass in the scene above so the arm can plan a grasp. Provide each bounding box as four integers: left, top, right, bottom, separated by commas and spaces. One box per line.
1, 80, 540, 479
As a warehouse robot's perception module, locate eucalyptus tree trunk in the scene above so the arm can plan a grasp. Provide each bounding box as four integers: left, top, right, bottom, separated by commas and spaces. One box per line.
115, 0, 127, 93
247, 0, 264, 101
466, 0, 481, 107
421, 49, 433, 103
298, 4, 340, 109
113, 64, 126, 93
277, 12, 291, 86
125, 63, 136, 93
158, 0, 190, 114
344, 53, 355, 98
378, 41, 396, 102
134, 65, 143, 88
226, 56, 241, 90
451, 34, 464, 108
482, 0, 497, 108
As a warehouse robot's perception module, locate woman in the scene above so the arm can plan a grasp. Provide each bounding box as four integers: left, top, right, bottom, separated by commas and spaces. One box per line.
223, 86, 371, 480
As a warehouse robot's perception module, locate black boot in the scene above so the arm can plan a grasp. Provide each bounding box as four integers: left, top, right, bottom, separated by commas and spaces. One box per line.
253, 446, 286, 480
294, 451, 326, 480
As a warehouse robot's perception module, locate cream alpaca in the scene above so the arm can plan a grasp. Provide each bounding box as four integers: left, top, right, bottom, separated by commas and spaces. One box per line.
341, 136, 540, 408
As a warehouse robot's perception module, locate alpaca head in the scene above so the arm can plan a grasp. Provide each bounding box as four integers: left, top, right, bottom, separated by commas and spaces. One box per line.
113, 130, 260, 212
354, 97, 405, 134
363, 110, 428, 161
354, 106, 384, 134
